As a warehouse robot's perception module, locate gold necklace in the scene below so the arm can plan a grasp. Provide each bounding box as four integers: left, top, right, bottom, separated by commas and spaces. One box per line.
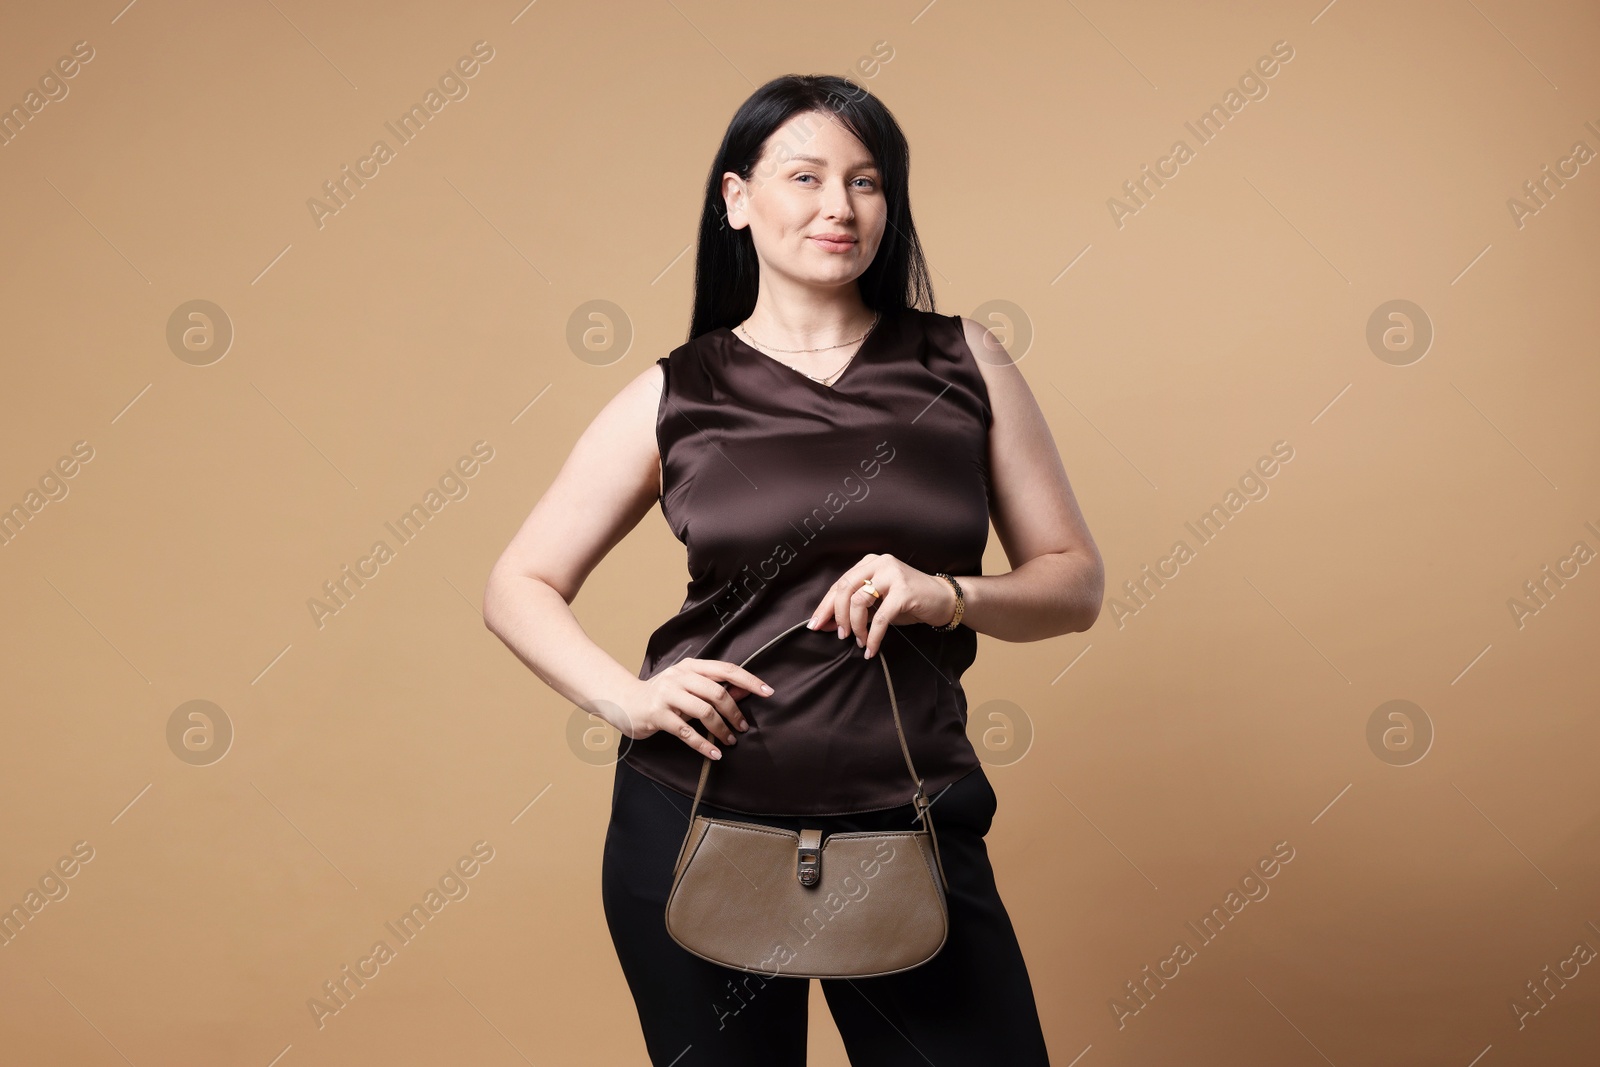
735, 311, 881, 386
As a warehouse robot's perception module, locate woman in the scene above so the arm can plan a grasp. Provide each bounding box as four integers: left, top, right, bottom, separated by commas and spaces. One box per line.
484, 74, 1102, 1066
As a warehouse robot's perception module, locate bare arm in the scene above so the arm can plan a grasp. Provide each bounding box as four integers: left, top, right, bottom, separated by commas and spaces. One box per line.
947, 316, 1104, 642
482, 362, 774, 760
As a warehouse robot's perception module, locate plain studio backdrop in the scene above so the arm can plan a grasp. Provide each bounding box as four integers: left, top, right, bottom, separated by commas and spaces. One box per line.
0, 1, 1597, 1064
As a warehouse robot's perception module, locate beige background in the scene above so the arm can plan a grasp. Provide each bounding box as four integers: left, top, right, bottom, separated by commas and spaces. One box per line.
2, 0, 1597, 1064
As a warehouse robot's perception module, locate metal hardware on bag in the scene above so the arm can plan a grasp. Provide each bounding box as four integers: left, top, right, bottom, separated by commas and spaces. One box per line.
797, 828, 822, 887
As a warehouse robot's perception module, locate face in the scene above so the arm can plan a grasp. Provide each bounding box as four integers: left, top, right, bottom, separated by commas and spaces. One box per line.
722, 110, 887, 291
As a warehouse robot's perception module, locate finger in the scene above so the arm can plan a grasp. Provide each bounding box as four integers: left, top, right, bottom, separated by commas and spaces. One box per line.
809, 584, 840, 631
864, 591, 897, 659
849, 581, 879, 648
687, 699, 740, 747
834, 579, 856, 640
846, 577, 876, 643
677, 677, 744, 744
707, 663, 775, 704
662, 707, 723, 760
685, 663, 771, 729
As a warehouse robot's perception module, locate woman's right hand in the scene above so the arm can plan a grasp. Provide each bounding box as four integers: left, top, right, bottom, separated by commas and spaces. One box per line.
612, 660, 774, 760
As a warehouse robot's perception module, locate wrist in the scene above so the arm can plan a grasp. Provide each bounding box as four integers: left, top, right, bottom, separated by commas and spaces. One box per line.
932, 573, 965, 631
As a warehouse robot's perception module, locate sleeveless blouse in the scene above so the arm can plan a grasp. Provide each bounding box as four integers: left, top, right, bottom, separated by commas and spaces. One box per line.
624, 305, 994, 815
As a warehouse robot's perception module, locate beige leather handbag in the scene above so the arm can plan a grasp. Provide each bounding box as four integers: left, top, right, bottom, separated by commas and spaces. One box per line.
664, 617, 951, 979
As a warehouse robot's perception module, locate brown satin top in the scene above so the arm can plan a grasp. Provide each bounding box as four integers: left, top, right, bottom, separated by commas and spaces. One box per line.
623, 305, 994, 815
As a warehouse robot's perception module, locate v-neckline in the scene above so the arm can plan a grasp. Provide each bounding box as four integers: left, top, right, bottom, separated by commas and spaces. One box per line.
725, 310, 892, 393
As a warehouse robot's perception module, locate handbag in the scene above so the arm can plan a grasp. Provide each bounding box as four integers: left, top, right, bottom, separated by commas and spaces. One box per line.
664, 616, 951, 979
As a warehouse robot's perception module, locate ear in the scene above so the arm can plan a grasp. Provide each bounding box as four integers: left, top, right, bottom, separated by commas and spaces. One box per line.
721, 172, 749, 231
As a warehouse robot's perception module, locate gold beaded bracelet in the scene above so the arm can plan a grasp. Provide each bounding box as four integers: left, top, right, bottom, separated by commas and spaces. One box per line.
933, 572, 965, 631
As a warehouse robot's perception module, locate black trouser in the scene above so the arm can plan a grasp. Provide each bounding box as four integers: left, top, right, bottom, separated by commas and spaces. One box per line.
601, 756, 1052, 1065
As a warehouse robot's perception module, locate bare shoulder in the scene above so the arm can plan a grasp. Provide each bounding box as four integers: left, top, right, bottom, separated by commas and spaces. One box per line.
618, 357, 666, 407
955, 313, 1055, 488
486, 358, 666, 599
580, 359, 664, 450
953, 318, 1099, 573
956, 315, 1033, 411
623, 359, 667, 494
957, 315, 1018, 368
535, 357, 665, 515
617, 356, 665, 469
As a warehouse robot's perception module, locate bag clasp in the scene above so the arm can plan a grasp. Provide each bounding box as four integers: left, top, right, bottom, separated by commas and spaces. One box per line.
797, 828, 822, 887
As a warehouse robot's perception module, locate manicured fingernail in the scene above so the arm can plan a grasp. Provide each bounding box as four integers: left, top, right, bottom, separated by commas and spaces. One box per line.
760, 684, 774, 695
837, 626, 846, 638
807, 617, 819, 629
856, 637, 863, 647
738, 721, 749, 731
711, 749, 721, 759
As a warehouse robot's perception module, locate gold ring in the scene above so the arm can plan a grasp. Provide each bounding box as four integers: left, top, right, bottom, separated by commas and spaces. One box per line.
859, 578, 881, 600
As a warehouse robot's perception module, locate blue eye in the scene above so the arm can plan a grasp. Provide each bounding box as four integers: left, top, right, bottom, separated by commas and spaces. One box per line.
792, 174, 877, 187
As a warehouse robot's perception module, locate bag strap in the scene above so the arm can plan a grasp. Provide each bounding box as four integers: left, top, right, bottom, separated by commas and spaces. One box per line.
679, 617, 948, 889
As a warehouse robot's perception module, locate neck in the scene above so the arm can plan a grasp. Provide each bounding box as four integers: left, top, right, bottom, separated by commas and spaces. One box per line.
740, 290, 876, 350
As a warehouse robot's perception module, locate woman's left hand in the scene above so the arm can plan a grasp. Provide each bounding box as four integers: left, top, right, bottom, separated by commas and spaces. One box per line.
807, 553, 957, 659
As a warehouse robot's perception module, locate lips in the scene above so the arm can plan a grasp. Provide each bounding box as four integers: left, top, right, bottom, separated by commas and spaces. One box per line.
810, 235, 857, 251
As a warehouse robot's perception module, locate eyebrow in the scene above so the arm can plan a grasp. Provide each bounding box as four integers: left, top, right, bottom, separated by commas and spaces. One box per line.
786, 153, 878, 169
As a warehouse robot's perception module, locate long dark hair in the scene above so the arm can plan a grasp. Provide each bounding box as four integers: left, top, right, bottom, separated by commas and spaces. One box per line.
688, 74, 935, 340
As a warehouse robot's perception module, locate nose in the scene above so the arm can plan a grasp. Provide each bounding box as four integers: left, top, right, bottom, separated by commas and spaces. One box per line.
822, 177, 855, 223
